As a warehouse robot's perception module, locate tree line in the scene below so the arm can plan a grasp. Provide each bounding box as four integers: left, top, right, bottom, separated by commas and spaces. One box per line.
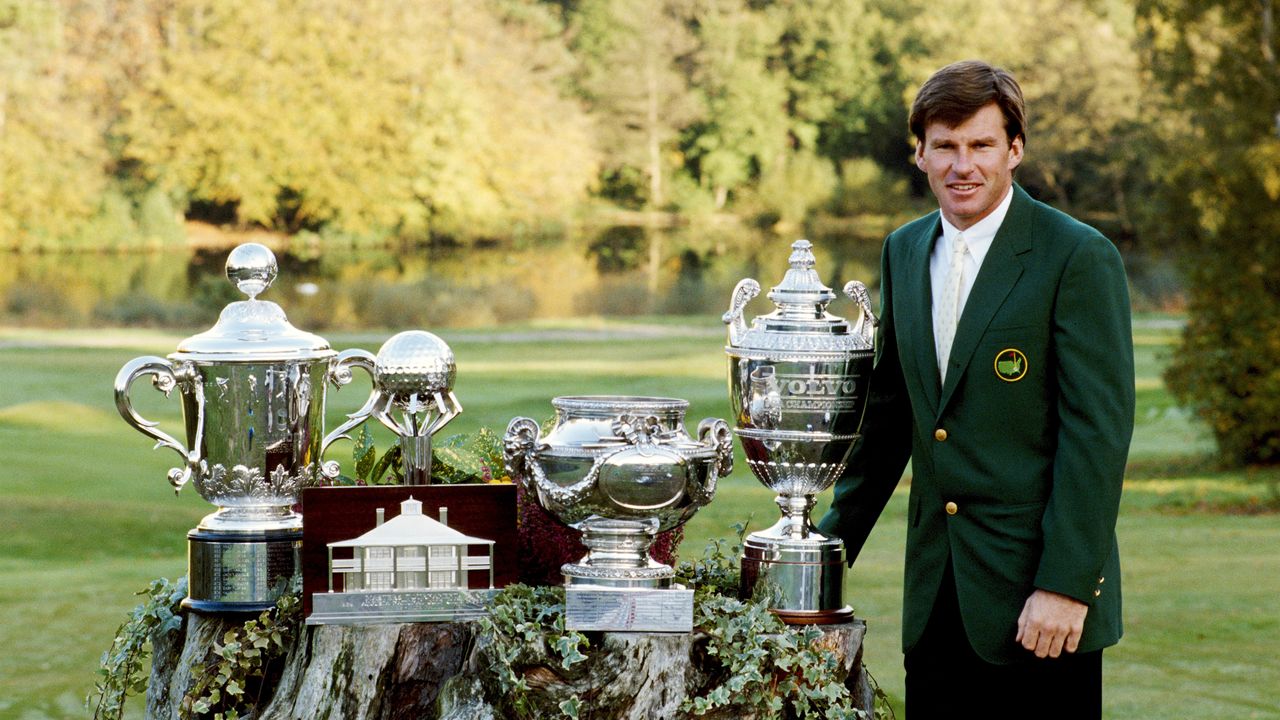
0, 0, 1177, 245
1, 0, 1278, 466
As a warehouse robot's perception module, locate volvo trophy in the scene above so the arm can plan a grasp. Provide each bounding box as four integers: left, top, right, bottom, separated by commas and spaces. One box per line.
322, 330, 462, 484
114, 243, 370, 612
504, 396, 733, 631
723, 240, 877, 624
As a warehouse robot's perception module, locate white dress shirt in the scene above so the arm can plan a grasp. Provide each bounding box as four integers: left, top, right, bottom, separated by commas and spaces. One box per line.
930, 186, 1015, 371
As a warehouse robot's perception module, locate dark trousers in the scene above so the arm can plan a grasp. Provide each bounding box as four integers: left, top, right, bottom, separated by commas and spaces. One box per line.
904, 562, 1102, 720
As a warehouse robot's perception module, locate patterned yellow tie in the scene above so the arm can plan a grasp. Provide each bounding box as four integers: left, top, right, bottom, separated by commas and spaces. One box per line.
936, 232, 968, 383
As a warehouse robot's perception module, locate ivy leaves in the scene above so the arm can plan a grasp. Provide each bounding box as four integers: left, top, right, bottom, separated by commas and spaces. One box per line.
476, 530, 882, 720
335, 425, 510, 486
474, 584, 591, 718
180, 591, 300, 720
88, 576, 188, 720
92, 539, 888, 720
89, 577, 301, 720
676, 526, 874, 719
686, 594, 865, 719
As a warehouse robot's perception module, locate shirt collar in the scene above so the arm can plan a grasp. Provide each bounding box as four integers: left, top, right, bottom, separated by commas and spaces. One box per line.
937, 185, 1014, 265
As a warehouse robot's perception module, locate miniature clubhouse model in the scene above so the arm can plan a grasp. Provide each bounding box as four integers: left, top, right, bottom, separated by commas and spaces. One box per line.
306, 497, 498, 625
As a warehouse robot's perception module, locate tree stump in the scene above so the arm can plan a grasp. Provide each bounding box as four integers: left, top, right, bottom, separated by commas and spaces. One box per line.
147, 614, 874, 719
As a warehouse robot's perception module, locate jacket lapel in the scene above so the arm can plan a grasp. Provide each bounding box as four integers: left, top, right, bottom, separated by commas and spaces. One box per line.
936, 186, 1035, 415
903, 215, 943, 416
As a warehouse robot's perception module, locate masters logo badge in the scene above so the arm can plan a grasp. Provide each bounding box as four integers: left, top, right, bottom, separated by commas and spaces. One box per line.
994, 348, 1028, 382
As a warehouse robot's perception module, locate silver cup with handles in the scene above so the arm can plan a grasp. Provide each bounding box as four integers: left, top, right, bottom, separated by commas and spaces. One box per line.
503, 396, 732, 588
503, 396, 733, 631
114, 243, 371, 612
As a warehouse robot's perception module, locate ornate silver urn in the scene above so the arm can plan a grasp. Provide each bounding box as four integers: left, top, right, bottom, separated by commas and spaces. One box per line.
724, 240, 877, 624
504, 396, 732, 631
114, 243, 367, 612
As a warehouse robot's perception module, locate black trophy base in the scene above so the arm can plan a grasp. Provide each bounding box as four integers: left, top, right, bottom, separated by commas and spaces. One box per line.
184, 526, 302, 614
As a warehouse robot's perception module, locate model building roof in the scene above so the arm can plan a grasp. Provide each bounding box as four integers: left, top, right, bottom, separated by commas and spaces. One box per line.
329, 497, 494, 548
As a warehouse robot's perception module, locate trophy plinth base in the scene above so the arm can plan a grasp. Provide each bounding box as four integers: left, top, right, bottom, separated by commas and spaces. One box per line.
185, 525, 302, 614
306, 588, 499, 625
562, 561, 675, 590
565, 585, 694, 632
740, 530, 850, 624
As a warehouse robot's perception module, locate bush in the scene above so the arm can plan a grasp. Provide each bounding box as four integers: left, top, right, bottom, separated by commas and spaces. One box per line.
1164, 256, 1280, 466
572, 276, 653, 317
666, 172, 718, 218
5, 282, 74, 326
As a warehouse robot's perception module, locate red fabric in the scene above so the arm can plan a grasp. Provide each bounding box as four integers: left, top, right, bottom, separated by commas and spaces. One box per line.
515, 482, 684, 587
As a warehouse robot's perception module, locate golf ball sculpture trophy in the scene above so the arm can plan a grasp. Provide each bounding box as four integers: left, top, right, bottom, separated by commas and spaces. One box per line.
321, 330, 463, 485
114, 243, 371, 612
723, 240, 877, 624
504, 396, 733, 632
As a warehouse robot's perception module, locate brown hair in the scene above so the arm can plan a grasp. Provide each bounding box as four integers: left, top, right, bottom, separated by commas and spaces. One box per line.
908, 60, 1026, 145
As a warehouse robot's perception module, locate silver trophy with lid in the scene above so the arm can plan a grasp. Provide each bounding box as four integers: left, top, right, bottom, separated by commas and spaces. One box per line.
323, 330, 463, 484
723, 240, 877, 624
114, 243, 371, 612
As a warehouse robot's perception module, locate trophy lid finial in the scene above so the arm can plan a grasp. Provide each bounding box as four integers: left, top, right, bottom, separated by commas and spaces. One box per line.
173, 242, 333, 360
724, 239, 875, 353
226, 243, 277, 300
766, 239, 837, 311
788, 239, 817, 269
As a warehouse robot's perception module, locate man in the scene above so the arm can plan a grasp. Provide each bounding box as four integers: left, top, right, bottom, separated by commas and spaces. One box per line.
818, 60, 1134, 718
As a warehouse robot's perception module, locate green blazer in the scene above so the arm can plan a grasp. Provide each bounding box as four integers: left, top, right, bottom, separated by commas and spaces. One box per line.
818, 184, 1135, 664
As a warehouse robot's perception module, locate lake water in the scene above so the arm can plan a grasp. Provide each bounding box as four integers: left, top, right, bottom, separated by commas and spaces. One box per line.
0, 220, 1176, 332
0, 224, 885, 331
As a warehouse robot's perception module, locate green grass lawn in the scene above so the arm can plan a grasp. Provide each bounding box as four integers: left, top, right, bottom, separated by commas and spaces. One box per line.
0, 317, 1276, 719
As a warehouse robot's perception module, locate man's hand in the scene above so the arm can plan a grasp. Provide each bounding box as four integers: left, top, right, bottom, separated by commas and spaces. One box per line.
1015, 589, 1088, 658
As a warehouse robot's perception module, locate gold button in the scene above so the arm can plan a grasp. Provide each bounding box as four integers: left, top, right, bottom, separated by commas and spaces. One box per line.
1099, 577, 1105, 584
1094, 589, 1102, 597
934, 428, 948, 441
945, 501, 958, 515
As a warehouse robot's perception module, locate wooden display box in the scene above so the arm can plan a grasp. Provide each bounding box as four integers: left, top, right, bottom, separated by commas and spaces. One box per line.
300, 484, 518, 617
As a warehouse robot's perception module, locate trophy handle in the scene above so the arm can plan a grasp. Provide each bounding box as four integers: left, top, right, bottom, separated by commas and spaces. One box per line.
425, 390, 463, 435
504, 416, 601, 508
319, 348, 378, 480
372, 390, 463, 438
693, 417, 733, 505
114, 355, 200, 493
842, 280, 878, 342
723, 278, 761, 346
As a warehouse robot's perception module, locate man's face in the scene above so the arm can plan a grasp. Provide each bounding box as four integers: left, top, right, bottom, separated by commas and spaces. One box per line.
915, 102, 1024, 230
